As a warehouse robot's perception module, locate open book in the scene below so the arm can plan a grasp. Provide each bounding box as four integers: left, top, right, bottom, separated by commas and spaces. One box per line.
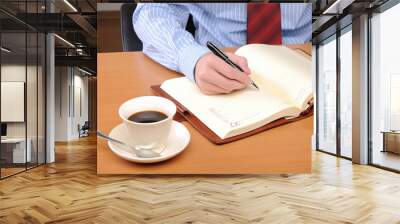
158, 44, 313, 140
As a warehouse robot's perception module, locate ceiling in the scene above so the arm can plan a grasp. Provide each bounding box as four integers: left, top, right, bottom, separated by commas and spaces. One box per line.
0, 0, 97, 74
1, 0, 396, 74
311, 0, 391, 43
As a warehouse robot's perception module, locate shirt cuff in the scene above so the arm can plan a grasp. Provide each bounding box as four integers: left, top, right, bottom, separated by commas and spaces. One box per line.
178, 44, 210, 82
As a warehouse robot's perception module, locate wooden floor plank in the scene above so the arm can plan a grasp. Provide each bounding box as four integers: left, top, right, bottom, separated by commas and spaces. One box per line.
0, 135, 400, 223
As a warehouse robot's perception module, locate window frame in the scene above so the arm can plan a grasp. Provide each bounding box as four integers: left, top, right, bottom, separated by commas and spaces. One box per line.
315, 22, 353, 160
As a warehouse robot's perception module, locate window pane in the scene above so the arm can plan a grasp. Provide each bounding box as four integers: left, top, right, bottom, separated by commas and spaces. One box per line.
317, 37, 337, 154
340, 29, 352, 158
371, 3, 400, 171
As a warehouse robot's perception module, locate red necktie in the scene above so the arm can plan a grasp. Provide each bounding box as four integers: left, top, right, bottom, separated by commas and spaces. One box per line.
247, 3, 282, 45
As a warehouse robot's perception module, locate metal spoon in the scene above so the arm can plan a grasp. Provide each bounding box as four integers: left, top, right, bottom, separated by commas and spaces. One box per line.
97, 131, 161, 158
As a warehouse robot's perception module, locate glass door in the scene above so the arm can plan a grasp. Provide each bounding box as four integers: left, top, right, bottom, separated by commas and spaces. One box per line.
0, 0, 47, 179
1, 22, 28, 178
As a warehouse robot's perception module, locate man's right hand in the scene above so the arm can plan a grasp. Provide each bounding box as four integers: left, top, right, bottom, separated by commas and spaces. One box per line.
194, 52, 252, 95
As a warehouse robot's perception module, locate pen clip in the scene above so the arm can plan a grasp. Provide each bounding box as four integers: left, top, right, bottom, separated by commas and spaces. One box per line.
207, 41, 227, 59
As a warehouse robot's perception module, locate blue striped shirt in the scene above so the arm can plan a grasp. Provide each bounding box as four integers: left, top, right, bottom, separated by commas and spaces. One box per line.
133, 3, 312, 81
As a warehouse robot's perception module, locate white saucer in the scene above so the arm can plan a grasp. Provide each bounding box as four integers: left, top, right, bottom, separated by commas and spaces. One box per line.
107, 121, 190, 163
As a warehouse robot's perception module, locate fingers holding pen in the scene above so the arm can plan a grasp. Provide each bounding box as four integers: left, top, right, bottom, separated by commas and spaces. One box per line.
195, 53, 248, 94
210, 55, 251, 86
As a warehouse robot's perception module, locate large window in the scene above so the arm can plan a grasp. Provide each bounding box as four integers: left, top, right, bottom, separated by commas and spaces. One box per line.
339, 28, 352, 158
370, 3, 400, 171
316, 25, 353, 159
317, 36, 337, 154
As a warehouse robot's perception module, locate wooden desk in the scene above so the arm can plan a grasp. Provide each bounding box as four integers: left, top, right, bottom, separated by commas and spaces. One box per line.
381, 131, 400, 154
97, 47, 312, 174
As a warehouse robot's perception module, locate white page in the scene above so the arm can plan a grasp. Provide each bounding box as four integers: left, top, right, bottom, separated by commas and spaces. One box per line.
161, 78, 299, 139
235, 44, 312, 109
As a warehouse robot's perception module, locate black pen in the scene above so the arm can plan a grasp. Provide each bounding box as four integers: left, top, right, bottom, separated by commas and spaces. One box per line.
206, 41, 259, 90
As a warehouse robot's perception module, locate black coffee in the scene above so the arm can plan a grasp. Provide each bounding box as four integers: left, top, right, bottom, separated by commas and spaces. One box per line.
128, 110, 168, 123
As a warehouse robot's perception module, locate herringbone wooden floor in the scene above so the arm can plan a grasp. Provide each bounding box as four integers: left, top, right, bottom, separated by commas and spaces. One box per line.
1, 135, 400, 224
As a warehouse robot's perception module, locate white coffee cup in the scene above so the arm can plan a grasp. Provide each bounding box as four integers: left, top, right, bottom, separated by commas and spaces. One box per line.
118, 96, 176, 150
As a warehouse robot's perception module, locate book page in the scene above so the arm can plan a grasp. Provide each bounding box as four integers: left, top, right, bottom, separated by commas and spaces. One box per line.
161, 78, 300, 139
235, 44, 313, 110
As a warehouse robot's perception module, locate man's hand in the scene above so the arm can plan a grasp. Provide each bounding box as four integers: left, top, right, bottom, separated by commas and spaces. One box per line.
194, 52, 251, 95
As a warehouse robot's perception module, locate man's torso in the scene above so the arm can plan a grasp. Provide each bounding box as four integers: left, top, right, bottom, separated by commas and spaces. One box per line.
177, 3, 311, 47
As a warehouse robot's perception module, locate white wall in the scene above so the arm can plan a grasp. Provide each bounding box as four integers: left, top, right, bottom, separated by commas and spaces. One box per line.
71, 73, 89, 138
1, 65, 36, 138
1, 63, 46, 164
54, 67, 89, 141
54, 66, 70, 141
